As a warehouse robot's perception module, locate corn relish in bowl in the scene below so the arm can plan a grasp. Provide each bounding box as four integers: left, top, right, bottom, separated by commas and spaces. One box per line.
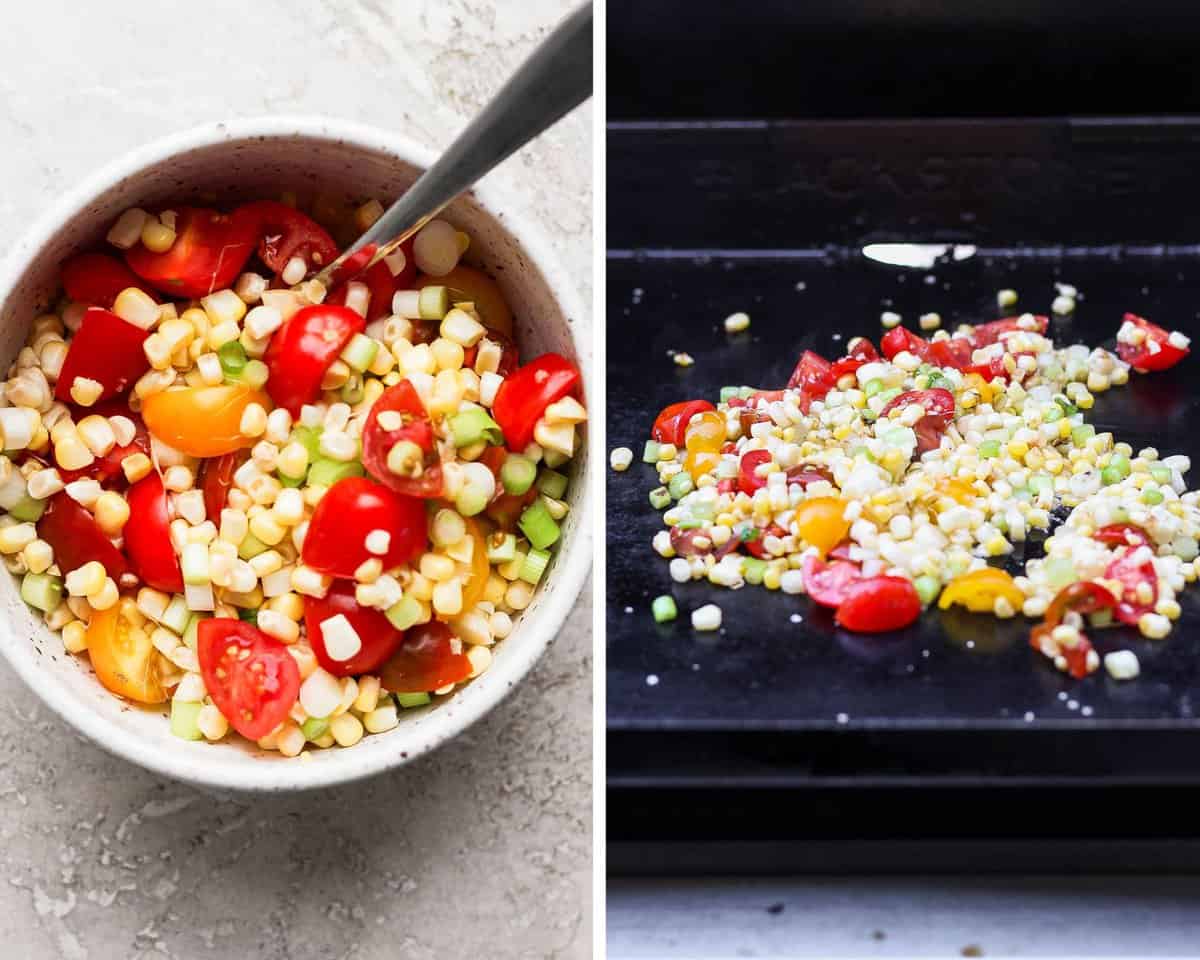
0, 185, 585, 759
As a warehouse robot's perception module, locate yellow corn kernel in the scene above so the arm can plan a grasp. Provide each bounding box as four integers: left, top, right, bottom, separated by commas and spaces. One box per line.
122, 452, 153, 483
93, 491, 130, 536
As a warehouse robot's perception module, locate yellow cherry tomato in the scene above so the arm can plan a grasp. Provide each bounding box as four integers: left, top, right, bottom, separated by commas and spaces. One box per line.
935, 478, 978, 506
938, 567, 1024, 613
963, 372, 996, 403
794, 496, 851, 555
458, 518, 492, 616
418, 265, 513, 337
142, 384, 272, 458
86, 601, 167, 705
684, 411, 726, 454
683, 449, 721, 480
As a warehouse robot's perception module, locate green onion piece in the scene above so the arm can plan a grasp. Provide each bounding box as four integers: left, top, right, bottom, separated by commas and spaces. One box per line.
518, 500, 560, 550
301, 717, 330, 740
719, 386, 739, 403
863, 378, 883, 398
1151, 464, 1173, 485
237, 607, 258, 625
396, 691, 432, 708
928, 375, 954, 392
341, 375, 364, 405
239, 359, 269, 389
237, 533, 269, 561
418, 286, 449, 320
1044, 556, 1077, 590
385, 595, 423, 631
340, 333, 379, 373
1029, 474, 1053, 495
913, 575, 940, 606
536, 468, 568, 500
183, 614, 203, 650
673, 518, 703, 530
277, 470, 304, 488
307, 457, 365, 488
668, 472, 694, 500
1071, 424, 1096, 447
9, 494, 45, 523
642, 440, 662, 464
486, 533, 517, 563
742, 557, 768, 585
1109, 453, 1131, 478
737, 386, 756, 399
542, 447, 569, 469
20, 572, 61, 613
519, 547, 552, 584
651, 595, 677, 623
1043, 404, 1063, 423
877, 387, 902, 406
649, 487, 671, 510
170, 700, 204, 741
292, 426, 324, 461
500, 455, 537, 495
1101, 465, 1122, 486
449, 407, 503, 447
455, 484, 490, 518
979, 439, 1001, 459
161, 595, 191, 634
1142, 486, 1165, 505
218, 340, 247, 376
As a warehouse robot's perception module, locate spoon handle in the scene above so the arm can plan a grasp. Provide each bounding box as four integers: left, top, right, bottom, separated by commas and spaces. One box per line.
316, 2, 593, 286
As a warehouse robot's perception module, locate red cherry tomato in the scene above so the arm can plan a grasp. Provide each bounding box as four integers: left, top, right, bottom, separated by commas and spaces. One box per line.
651, 400, 716, 447
379, 621, 473, 694
125, 207, 258, 298
801, 554, 864, 607
742, 522, 787, 560
54, 308, 150, 404
200, 452, 240, 521
738, 449, 771, 494
38, 493, 128, 580
263, 304, 365, 415
492, 353, 583, 452
828, 338, 880, 381
463, 328, 520, 378
879, 388, 955, 421
1116, 313, 1190, 372
60, 253, 160, 307
197, 619, 301, 740
236, 201, 340, 276
969, 315, 1048, 347
1028, 581, 1115, 679
58, 399, 150, 486
787, 350, 835, 411
360, 380, 442, 498
786, 463, 835, 487
881, 326, 932, 362
1104, 549, 1159, 626
1093, 523, 1151, 549
124, 473, 183, 592
928, 337, 973, 370
835, 576, 921, 633
304, 581, 404, 678
301, 477, 427, 579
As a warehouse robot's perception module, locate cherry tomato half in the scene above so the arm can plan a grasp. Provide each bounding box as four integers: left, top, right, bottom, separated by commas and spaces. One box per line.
124, 473, 184, 592
835, 576, 921, 633
58, 399, 150, 486
379, 621, 472, 694
881, 327, 932, 363
263, 304, 365, 416
86, 602, 167, 704
301, 477, 428, 578
651, 400, 716, 447
197, 618, 301, 740
787, 350, 836, 411
1116, 313, 1190, 372
795, 497, 851, 556
1093, 523, 1151, 549
1104, 549, 1159, 626
125, 207, 258, 298
738, 449, 772, 494
492, 353, 582, 451
60, 253, 159, 307
928, 337, 973, 370
236, 201, 340, 275
200, 452, 241, 521
879, 388, 955, 421
38, 493, 128, 580
141, 384, 271, 458
801, 554, 864, 608
304, 581, 404, 678
937, 567, 1023, 614
360, 380, 442, 498
54, 308, 150, 404
969, 314, 1048, 347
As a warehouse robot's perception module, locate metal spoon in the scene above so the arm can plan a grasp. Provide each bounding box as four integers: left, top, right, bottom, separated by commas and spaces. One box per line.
312, 1, 592, 289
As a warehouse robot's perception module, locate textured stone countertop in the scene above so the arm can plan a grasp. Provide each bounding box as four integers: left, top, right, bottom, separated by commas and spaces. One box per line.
0, 2, 592, 957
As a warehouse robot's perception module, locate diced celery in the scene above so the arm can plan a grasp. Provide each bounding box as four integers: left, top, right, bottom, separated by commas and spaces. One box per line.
1109, 453, 1131, 478
667, 472, 694, 500
183, 614, 203, 650
1101, 465, 1122, 486
340, 333, 379, 373
218, 340, 247, 377
649, 487, 671, 510
500, 454, 537, 495
518, 500, 560, 550
486, 533, 517, 564
536, 468, 568, 500
642, 440, 662, 464
518, 547, 551, 585
418, 286, 449, 320
385, 595, 423, 631
161, 595, 191, 635
651, 595, 677, 623
449, 407, 503, 447
9, 494, 45, 523
741, 557, 767, 585
301, 717, 330, 740
277, 470, 305, 488
293, 425, 324, 460
238, 533, 270, 561
307, 457, 364, 488
877, 387, 902, 406
542, 447, 569, 469
396, 692, 432, 708
20, 573, 61, 613
170, 700, 203, 741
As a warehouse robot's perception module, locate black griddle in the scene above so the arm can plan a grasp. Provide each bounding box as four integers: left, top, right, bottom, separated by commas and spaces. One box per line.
607, 116, 1200, 874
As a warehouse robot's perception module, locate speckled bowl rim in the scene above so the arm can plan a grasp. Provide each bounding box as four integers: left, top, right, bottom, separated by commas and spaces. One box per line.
0, 117, 591, 792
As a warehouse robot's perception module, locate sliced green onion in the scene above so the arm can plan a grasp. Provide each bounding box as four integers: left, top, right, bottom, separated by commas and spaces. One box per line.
1175, 536, 1200, 562
1044, 556, 1077, 590
293, 426, 324, 461
518, 500, 560, 550
486, 533, 517, 563
170, 700, 203, 741
642, 440, 662, 464
913, 575, 940, 606
1101, 465, 1122, 486
536, 468, 568, 500
652, 595, 677, 623
385, 595, 423, 631
668, 472, 694, 500
519, 547, 551, 584
449, 407, 503, 447
741, 557, 767, 585
649, 486, 671, 510
20, 572, 61, 613
307, 457, 365, 488
240, 359, 269, 390
235, 533, 267, 561
183, 614, 202, 650
340, 375, 364, 405
500, 454, 537, 495
1043, 404, 1063, 423
238, 607, 258, 625
277, 470, 304, 488
1089, 608, 1114, 628
301, 717, 330, 740
863, 378, 883, 398
719, 386, 740, 403
161, 595, 191, 634
877, 387, 902, 406
1141, 486, 1164, 505
542, 447, 569, 469
218, 340, 247, 377
1151, 464, 1173, 485
1109, 453, 1131, 479
9, 494, 45, 523
418, 286, 449, 320
1071, 424, 1096, 447
397, 691, 432, 708
673, 518, 703, 530
1029, 474, 1053, 495
1012, 487, 1033, 502
340, 333, 379, 373
979, 439, 1001, 459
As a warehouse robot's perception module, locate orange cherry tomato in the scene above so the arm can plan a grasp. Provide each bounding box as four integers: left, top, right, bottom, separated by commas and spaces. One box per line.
684, 411, 725, 453
938, 567, 1024, 614
141, 384, 272, 457
417, 265, 513, 337
86, 601, 167, 704
457, 519, 492, 615
794, 497, 851, 556
683, 449, 721, 480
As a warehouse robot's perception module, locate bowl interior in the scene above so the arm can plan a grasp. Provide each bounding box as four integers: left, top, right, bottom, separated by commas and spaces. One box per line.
0, 124, 590, 790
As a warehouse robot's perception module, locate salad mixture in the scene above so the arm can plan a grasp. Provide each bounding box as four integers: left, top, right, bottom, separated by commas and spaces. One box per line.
632, 301, 1195, 681
2, 195, 584, 755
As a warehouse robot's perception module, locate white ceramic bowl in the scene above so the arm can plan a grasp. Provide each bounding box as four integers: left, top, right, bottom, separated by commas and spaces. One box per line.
0, 118, 591, 791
